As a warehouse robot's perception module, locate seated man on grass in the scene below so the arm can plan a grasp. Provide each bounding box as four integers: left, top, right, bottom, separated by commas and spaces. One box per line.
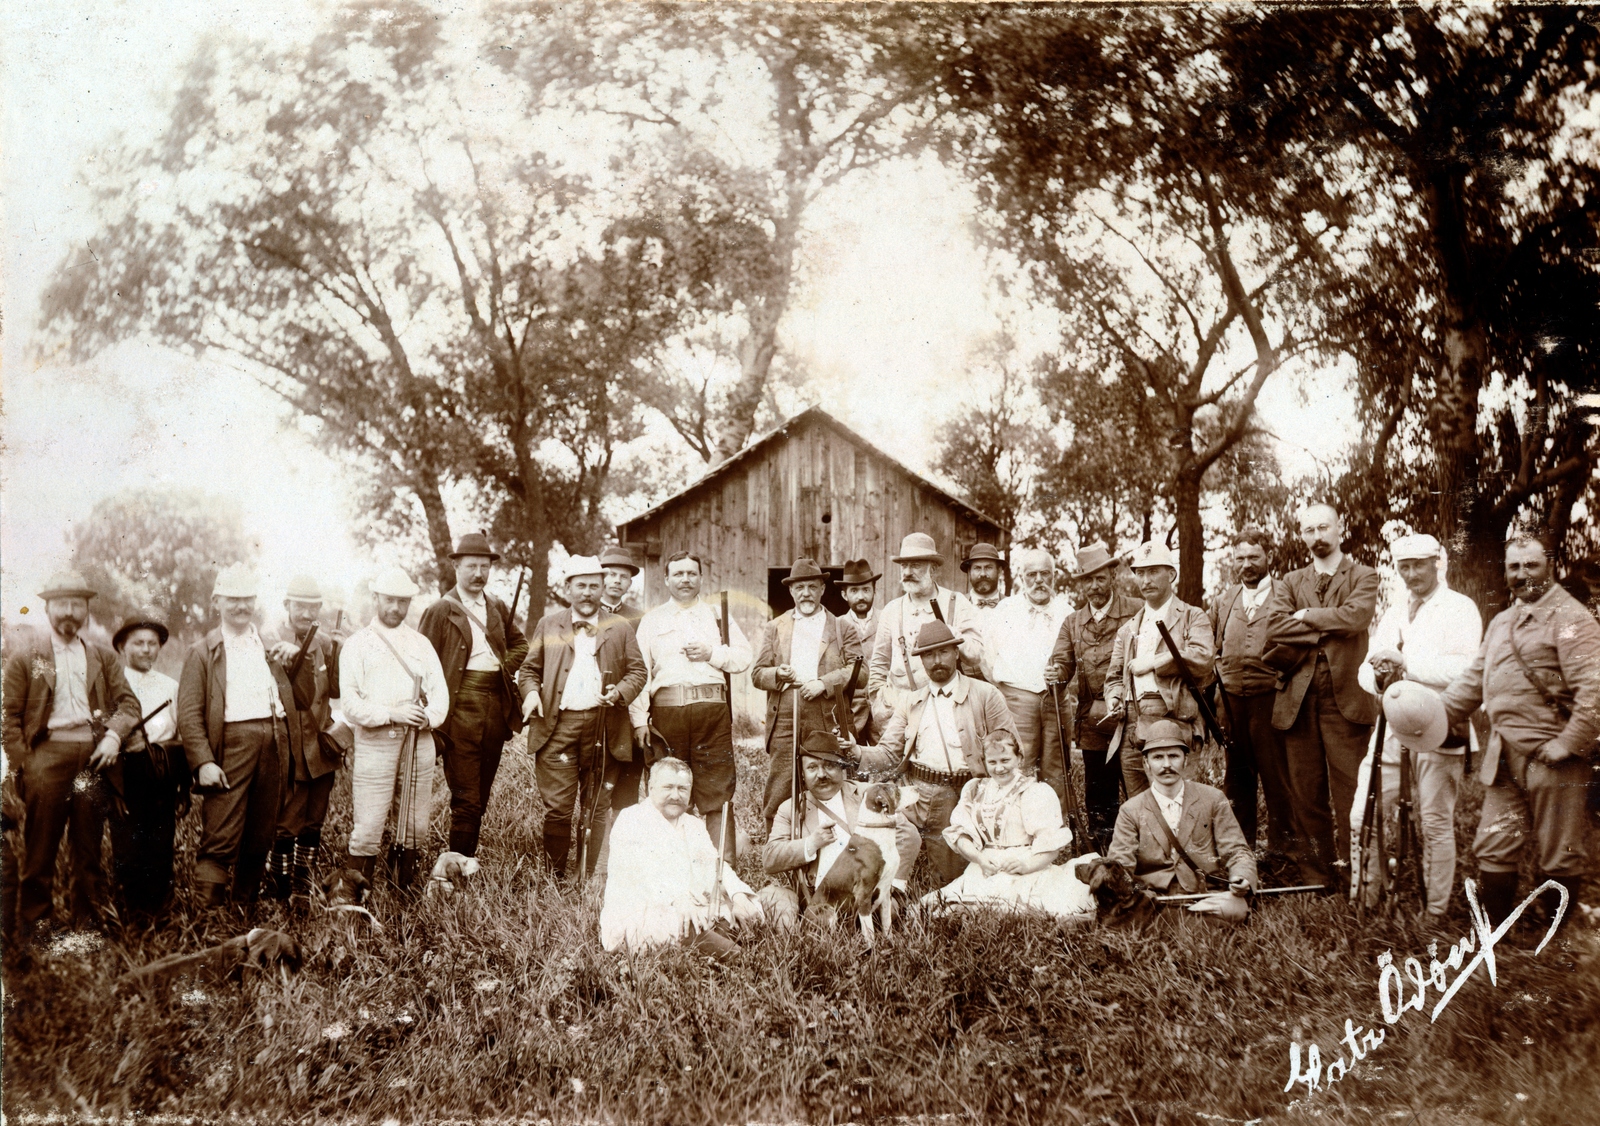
1107, 719, 1258, 921
599, 757, 764, 957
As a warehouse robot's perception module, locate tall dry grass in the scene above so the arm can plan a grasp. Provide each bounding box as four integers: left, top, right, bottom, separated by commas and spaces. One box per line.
3, 739, 1597, 1124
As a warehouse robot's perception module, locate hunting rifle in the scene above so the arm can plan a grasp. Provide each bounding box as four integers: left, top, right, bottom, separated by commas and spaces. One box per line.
1153, 620, 1236, 761
285, 622, 319, 683
1048, 682, 1092, 851
577, 676, 617, 886
507, 566, 527, 629
1156, 884, 1326, 903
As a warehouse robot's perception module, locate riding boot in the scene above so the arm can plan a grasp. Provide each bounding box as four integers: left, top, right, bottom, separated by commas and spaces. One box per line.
348, 853, 376, 882
543, 830, 572, 881
290, 841, 316, 906
1476, 870, 1520, 929
268, 839, 295, 901
397, 848, 422, 891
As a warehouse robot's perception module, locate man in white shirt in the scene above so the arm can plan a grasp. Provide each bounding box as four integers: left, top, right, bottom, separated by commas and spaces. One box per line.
630, 552, 753, 858
868, 533, 987, 733
178, 565, 298, 909
983, 548, 1069, 792
1350, 532, 1482, 918
340, 567, 450, 890
599, 757, 763, 955
109, 609, 184, 922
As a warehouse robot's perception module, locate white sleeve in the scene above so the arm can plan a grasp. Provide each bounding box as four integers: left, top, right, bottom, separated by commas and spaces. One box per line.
1404, 595, 1483, 691
337, 639, 394, 728
629, 615, 656, 729
711, 612, 754, 675
1357, 603, 1404, 696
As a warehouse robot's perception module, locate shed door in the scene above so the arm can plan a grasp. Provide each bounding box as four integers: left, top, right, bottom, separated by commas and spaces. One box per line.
767, 566, 849, 618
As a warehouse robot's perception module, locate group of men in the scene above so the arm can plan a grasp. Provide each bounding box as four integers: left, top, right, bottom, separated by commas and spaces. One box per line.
3, 501, 1593, 949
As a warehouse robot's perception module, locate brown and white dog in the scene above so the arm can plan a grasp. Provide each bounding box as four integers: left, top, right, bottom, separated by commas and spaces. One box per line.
807, 782, 911, 947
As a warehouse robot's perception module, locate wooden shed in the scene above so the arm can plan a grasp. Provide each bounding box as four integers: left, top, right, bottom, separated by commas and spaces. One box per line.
616, 407, 1005, 720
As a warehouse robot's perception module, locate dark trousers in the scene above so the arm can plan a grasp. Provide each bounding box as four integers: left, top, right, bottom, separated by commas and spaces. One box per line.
1078, 733, 1122, 851
1282, 659, 1372, 885
1220, 689, 1294, 854
195, 718, 284, 902
760, 694, 846, 827
17, 739, 112, 931
277, 771, 335, 846
535, 708, 610, 876
649, 701, 736, 856
909, 779, 965, 885
108, 748, 185, 920
441, 678, 510, 857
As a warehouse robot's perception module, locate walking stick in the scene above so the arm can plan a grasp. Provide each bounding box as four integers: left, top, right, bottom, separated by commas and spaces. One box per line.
1355, 711, 1388, 922
1048, 682, 1091, 852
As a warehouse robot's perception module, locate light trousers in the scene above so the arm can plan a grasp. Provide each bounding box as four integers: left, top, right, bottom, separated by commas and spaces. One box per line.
1351, 747, 1463, 916
348, 726, 435, 857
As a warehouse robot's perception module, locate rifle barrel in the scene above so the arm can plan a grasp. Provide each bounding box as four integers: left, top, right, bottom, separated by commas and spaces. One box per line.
1156, 884, 1327, 902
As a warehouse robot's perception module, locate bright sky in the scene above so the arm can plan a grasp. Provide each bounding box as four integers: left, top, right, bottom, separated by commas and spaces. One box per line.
1, 1, 1356, 623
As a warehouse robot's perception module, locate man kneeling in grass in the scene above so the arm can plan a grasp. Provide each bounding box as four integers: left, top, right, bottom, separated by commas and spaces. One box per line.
1107, 719, 1257, 921
600, 757, 764, 955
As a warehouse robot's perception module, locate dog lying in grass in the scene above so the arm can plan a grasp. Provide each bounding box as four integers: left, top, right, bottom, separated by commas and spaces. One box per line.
324, 866, 370, 907
1075, 856, 1164, 929
117, 928, 302, 992
426, 851, 479, 898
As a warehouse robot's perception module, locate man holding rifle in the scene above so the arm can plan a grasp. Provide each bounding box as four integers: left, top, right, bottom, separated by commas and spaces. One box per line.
517, 556, 645, 882
421, 532, 528, 868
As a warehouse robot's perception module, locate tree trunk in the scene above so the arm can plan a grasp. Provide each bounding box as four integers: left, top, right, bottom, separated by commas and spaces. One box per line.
1173, 467, 1206, 606
413, 471, 456, 595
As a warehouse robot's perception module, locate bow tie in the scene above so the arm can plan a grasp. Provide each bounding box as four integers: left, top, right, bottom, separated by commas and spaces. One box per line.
573, 619, 597, 636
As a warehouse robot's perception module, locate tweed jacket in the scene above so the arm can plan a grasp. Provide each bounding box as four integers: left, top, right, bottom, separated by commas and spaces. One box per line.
860, 673, 1020, 778
1107, 781, 1258, 893
176, 629, 300, 773
1103, 597, 1215, 756
763, 780, 920, 888
516, 609, 646, 759
750, 609, 865, 729
1263, 556, 1381, 729
1209, 578, 1289, 698
275, 624, 344, 779
1049, 593, 1141, 738
2, 628, 140, 767
419, 590, 529, 733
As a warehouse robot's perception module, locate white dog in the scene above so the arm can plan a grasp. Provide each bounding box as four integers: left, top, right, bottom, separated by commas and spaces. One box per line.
426, 851, 480, 898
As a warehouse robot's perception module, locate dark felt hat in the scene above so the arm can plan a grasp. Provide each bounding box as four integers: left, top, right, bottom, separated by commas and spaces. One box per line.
839, 558, 881, 586
799, 729, 853, 766
781, 558, 828, 586
449, 531, 500, 561
910, 620, 963, 655
598, 545, 640, 575
960, 542, 1003, 573
113, 609, 169, 650
1140, 718, 1191, 754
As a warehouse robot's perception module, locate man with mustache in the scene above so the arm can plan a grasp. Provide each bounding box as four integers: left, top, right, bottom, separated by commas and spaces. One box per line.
597, 545, 649, 825
838, 559, 882, 742
1264, 504, 1380, 893
962, 543, 1005, 614
1439, 532, 1600, 931
983, 548, 1069, 791
2, 571, 140, 941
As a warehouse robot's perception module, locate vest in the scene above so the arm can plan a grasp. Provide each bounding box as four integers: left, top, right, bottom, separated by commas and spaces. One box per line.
1218, 592, 1276, 697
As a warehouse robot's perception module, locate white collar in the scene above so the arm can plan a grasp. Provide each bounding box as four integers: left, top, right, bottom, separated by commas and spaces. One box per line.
221, 624, 260, 643
457, 587, 486, 608
1243, 575, 1272, 592
1311, 553, 1343, 577
1153, 781, 1185, 806
794, 607, 824, 621
1143, 593, 1175, 618
50, 631, 83, 652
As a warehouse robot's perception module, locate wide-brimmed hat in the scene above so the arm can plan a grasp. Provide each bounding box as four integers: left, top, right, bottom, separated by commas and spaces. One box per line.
1128, 541, 1178, 571
1383, 681, 1449, 753
284, 575, 323, 603
213, 564, 260, 599
799, 729, 854, 766
782, 558, 828, 586
113, 608, 169, 650
839, 559, 881, 586
370, 567, 421, 598
560, 555, 605, 584
892, 533, 944, 565
910, 620, 962, 655
1140, 718, 1191, 753
1391, 533, 1443, 563
38, 570, 97, 601
449, 532, 500, 561
1071, 545, 1117, 578
960, 543, 1003, 572
598, 545, 640, 576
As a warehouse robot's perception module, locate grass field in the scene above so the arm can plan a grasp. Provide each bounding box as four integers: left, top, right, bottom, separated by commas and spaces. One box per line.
4, 738, 1598, 1125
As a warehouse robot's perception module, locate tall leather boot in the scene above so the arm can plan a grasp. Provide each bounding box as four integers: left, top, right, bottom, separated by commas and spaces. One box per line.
543, 830, 572, 882
290, 840, 316, 906
349, 853, 376, 883
268, 839, 295, 901
397, 848, 422, 891
1476, 870, 1520, 929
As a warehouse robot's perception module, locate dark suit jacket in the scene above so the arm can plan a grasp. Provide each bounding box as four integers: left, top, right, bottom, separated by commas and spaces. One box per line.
1107, 782, 1258, 893
1263, 556, 1380, 729
516, 609, 646, 759
177, 629, 300, 773
750, 610, 864, 731
1049, 594, 1141, 737
2, 629, 140, 766
419, 590, 529, 734
276, 624, 343, 779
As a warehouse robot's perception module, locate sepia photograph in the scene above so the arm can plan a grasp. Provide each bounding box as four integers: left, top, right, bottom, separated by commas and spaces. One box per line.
2, 2, 1598, 1122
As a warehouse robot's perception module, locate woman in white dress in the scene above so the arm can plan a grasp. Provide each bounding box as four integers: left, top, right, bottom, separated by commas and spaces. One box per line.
922, 731, 1097, 917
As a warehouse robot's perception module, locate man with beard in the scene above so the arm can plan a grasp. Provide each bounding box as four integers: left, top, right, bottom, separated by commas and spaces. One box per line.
1047, 544, 1140, 849
265, 576, 348, 904
518, 557, 646, 881
597, 545, 648, 820
178, 565, 299, 910
1208, 526, 1295, 866
1439, 533, 1599, 931
868, 533, 986, 734
420, 533, 527, 869
339, 567, 450, 889
2, 572, 139, 940
751, 558, 863, 828
962, 543, 1006, 614
630, 552, 753, 860
1264, 504, 1380, 894
983, 548, 1069, 792
838, 559, 882, 741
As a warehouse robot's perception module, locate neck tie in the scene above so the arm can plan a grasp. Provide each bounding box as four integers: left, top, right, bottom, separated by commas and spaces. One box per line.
1315, 573, 1332, 601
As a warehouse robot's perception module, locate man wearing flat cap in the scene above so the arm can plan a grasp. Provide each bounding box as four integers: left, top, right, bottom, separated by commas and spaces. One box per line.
420, 533, 529, 866
2, 571, 140, 939
264, 576, 349, 903
760, 730, 921, 928
517, 556, 646, 881
861, 620, 1019, 883
1350, 532, 1481, 918
109, 608, 187, 922
962, 543, 1006, 614
1104, 541, 1216, 800
1046, 544, 1140, 849
177, 564, 300, 909
752, 558, 865, 828
340, 567, 450, 889
868, 533, 986, 734
838, 559, 882, 741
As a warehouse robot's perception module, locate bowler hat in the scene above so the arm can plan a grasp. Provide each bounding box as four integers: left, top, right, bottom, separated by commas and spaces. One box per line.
560, 555, 605, 584
1383, 681, 1449, 754
284, 574, 324, 603
598, 545, 640, 576
782, 558, 828, 586
910, 620, 962, 655
212, 564, 260, 599
449, 531, 501, 561
960, 543, 1003, 573
1128, 541, 1178, 571
891, 532, 944, 565
370, 567, 421, 599
1140, 718, 1191, 753
799, 729, 854, 766
38, 570, 97, 601
1071, 545, 1117, 578
839, 559, 881, 586
113, 608, 169, 650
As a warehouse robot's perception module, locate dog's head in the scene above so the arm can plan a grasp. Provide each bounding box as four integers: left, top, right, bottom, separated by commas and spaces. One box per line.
323, 867, 370, 907
860, 782, 898, 818
242, 928, 303, 974
1075, 856, 1158, 923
